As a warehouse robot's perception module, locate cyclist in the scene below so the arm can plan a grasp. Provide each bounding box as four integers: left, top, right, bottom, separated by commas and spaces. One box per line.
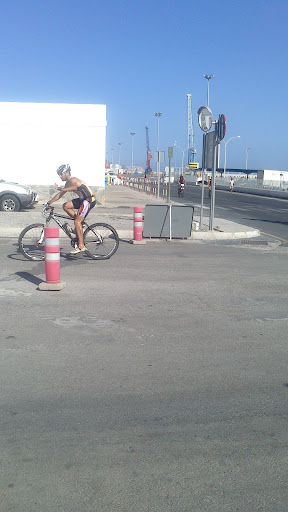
208, 177, 212, 198
178, 174, 186, 195
46, 164, 96, 254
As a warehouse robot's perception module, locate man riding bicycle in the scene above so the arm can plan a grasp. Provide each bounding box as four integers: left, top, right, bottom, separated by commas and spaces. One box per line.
178, 174, 186, 195
47, 164, 96, 254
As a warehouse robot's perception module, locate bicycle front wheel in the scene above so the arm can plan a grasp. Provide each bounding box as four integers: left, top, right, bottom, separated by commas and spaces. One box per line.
84, 223, 119, 259
18, 223, 45, 261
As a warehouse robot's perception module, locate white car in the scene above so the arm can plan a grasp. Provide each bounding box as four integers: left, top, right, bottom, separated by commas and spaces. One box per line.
0, 179, 38, 212
196, 178, 208, 185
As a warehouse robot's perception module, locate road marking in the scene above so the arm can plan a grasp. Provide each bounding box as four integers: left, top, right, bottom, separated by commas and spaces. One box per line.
260, 232, 288, 244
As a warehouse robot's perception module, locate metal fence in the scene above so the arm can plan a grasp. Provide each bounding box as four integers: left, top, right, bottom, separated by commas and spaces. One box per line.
122, 175, 288, 196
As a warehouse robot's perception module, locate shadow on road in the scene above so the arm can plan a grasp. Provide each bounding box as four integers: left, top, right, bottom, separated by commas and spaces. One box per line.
15, 271, 43, 286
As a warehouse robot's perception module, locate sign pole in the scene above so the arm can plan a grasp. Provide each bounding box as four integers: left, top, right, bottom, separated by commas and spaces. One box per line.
209, 129, 217, 230
200, 133, 206, 228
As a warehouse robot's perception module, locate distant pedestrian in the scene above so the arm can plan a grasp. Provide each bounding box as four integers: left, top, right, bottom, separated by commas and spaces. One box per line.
229, 178, 235, 192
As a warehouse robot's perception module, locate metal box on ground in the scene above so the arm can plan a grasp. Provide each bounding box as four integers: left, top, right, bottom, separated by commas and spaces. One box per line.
143, 205, 194, 238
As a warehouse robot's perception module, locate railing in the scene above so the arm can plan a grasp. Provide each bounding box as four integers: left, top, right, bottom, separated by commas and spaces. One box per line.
121, 175, 288, 198
187, 175, 288, 192
122, 177, 170, 200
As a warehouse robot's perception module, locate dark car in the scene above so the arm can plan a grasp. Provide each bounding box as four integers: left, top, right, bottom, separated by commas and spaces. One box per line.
0, 179, 38, 212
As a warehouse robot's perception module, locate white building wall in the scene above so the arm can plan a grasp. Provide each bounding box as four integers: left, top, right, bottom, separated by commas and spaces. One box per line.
0, 102, 106, 187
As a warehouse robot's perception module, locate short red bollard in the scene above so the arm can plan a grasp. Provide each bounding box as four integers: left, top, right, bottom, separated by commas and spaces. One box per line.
133, 207, 143, 241
39, 226, 66, 291
132, 207, 146, 245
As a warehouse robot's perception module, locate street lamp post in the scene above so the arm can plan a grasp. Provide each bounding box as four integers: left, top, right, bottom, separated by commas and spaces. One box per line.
130, 132, 135, 174
110, 148, 114, 173
223, 136, 241, 177
203, 74, 214, 107
155, 112, 162, 199
174, 142, 189, 176
245, 147, 251, 170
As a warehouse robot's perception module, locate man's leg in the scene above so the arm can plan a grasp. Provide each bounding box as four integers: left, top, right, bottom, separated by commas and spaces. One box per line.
72, 200, 93, 252
63, 201, 76, 219
74, 214, 85, 249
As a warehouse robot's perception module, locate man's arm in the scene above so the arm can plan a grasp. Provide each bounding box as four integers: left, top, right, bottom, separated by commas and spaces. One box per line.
49, 188, 67, 204
49, 178, 78, 204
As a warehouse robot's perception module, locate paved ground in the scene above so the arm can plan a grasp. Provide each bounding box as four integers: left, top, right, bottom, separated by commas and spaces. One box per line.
1, 214, 287, 511
0, 185, 260, 240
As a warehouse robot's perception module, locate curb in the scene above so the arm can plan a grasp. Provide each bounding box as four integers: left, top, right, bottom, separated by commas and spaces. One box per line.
0, 228, 261, 241
117, 229, 261, 241
189, 229, 261, 240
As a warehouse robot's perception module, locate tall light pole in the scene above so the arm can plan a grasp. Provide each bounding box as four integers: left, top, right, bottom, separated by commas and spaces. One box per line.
155, 112, 162, 198
118, 143, 122, 170
245, 147, 251, 170
130, 132, 135, 174
110, 148, 114, 173
203, 74, 214, 107
174, 142, 189, 176
224, 136, 241, 176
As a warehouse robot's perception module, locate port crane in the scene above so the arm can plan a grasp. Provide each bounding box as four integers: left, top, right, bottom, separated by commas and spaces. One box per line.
187, 94, 197, 168
145, 126, 152, 174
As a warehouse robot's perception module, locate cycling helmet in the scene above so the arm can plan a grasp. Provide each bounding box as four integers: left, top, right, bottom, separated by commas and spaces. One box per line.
56, 164, 71, 176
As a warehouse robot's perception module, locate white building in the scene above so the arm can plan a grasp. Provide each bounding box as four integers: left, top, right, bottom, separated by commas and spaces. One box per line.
0, 102, 106, 191
257, 170, 288, 183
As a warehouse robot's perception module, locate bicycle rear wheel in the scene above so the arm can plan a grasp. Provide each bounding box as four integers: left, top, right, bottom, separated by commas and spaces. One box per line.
84, 223, 119, 259
18, 223, 45, 261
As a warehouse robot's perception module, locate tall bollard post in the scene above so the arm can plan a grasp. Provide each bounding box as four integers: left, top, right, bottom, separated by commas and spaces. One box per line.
39, 226, 66, 291
133, 207, 146, 245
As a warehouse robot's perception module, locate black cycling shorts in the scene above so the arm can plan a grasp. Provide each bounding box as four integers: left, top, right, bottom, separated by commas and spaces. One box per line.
72, 198, 96, 218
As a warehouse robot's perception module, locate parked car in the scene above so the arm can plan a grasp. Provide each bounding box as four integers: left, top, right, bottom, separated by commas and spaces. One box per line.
0, 179, 38, 212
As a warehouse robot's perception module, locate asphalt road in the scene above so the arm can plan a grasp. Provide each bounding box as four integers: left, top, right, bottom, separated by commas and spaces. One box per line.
1, 238, 288, 512
169, 184, 288, 242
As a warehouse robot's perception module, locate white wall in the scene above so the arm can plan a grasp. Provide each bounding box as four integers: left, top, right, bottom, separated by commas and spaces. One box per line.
0, 102, 106, 186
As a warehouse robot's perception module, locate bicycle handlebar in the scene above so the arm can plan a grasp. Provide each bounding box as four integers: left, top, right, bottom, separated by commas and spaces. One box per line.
42, 203, 54, 218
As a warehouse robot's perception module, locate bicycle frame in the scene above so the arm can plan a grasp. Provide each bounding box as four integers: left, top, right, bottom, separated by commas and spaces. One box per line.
44, 207, 90, 243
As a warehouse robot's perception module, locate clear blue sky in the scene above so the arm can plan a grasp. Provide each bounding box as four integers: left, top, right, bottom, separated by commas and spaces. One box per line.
1, 0, 287, 171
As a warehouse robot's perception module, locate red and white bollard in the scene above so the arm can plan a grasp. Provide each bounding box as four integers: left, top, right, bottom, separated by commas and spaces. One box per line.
39, 226, 66, 290
133, 207, 143, 241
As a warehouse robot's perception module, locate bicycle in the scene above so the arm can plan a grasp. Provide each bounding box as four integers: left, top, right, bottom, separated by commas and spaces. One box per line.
178, 184, 185, 198
18, 204, 119, 261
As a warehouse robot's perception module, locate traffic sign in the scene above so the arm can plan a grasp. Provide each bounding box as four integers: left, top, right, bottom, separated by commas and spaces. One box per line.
217, 114, 226, 141
197, 106, 213, 132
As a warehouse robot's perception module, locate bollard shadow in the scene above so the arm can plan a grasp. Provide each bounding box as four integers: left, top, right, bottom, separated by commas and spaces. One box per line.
15, 271, 44, 286
119, 238, 133, 244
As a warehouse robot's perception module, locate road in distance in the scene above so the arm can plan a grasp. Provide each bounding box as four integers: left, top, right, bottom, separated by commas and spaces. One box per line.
169, 183, 288, 242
